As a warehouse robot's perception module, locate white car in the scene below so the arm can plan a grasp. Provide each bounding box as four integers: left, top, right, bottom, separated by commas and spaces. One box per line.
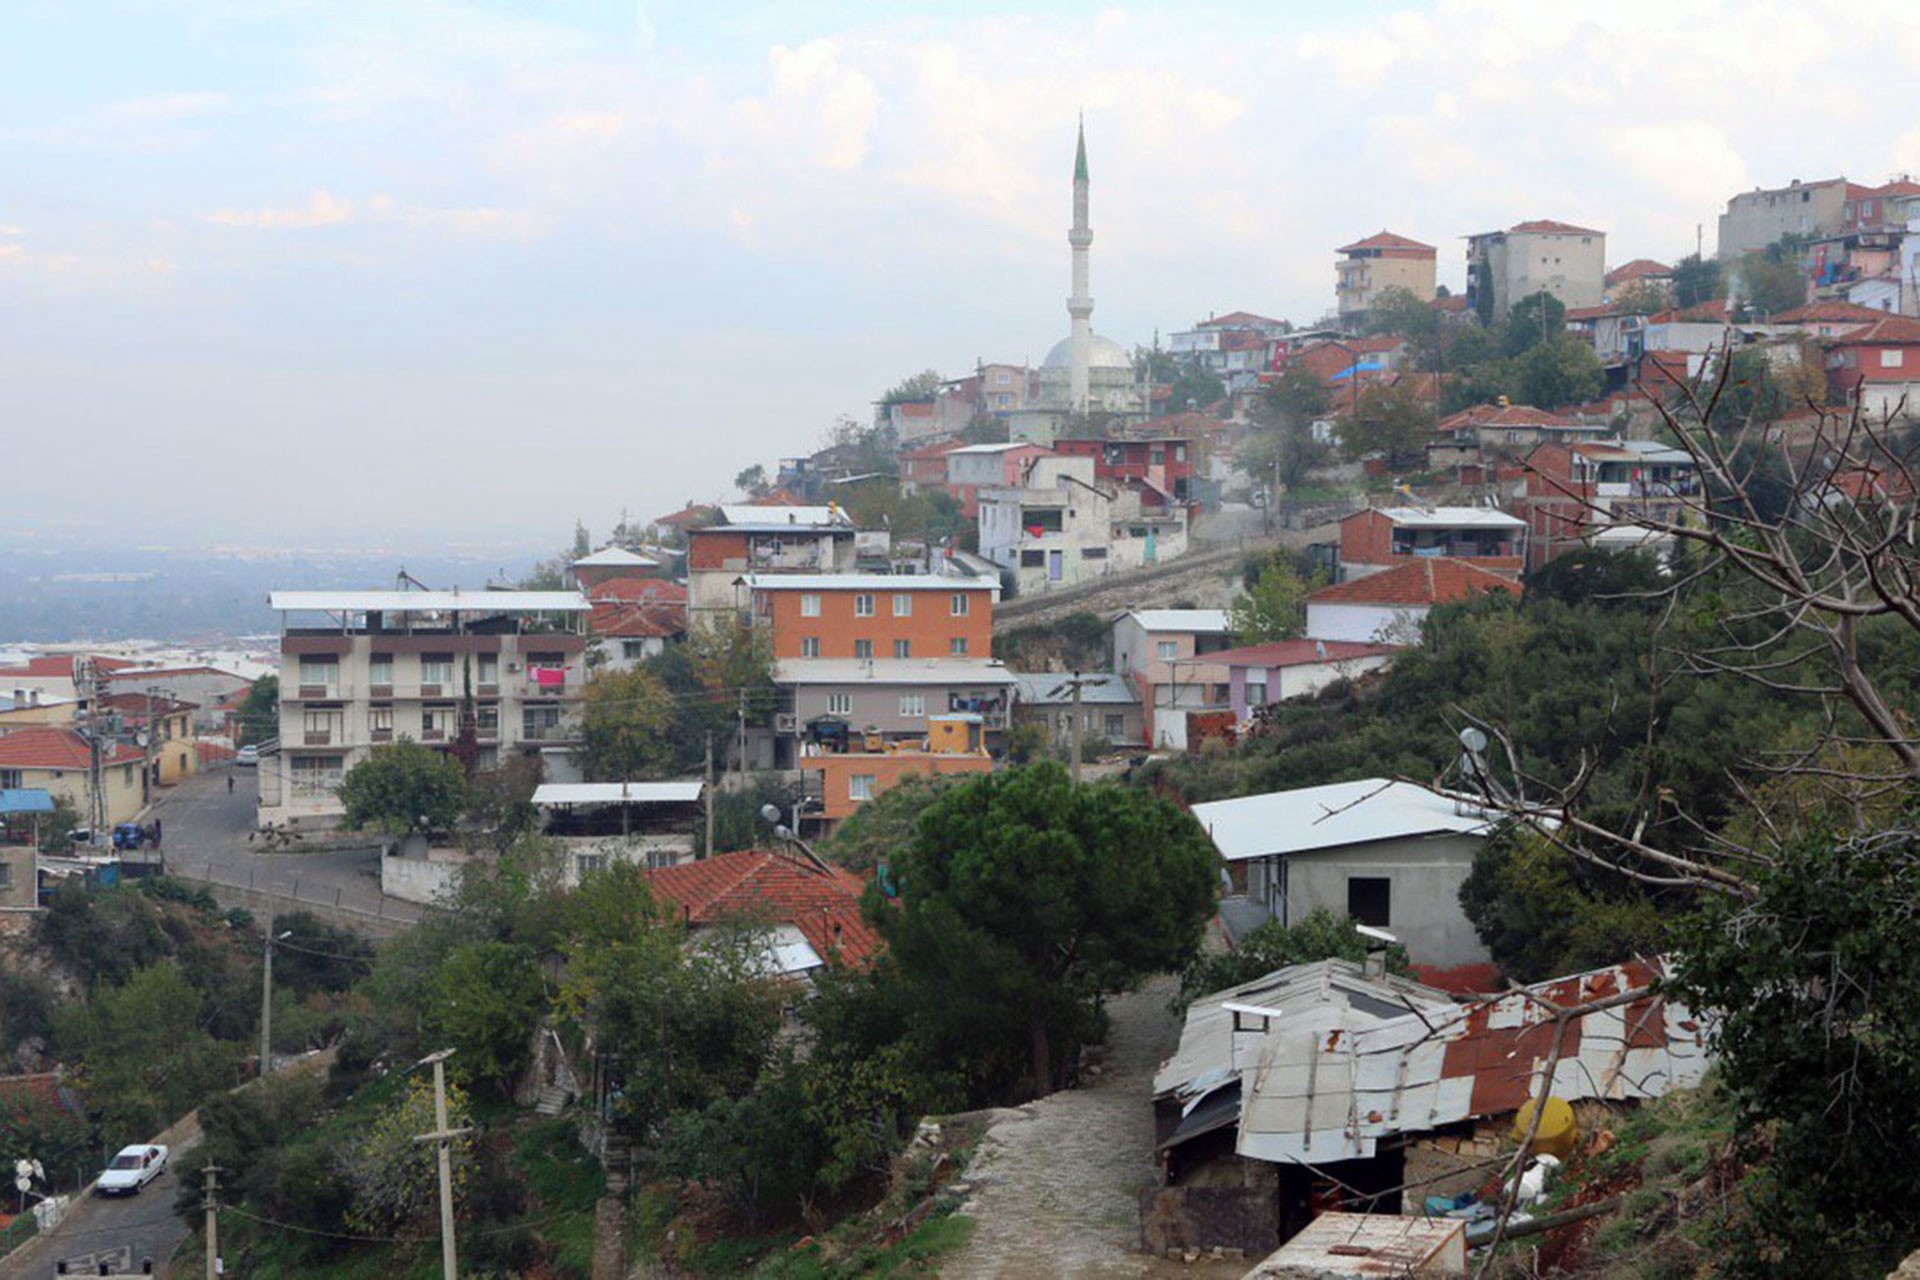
236, 745, 259, 767
96, 1144, 168, 1196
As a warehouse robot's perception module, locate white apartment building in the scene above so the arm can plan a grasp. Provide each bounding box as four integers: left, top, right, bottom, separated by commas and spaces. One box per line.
259, 589, 591, 828
1465, 220, 1607, 321
978, 455, 1190, 596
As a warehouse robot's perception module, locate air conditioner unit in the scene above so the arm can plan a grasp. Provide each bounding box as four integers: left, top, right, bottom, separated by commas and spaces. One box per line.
774, 712, 798, 734
506, 662, 521, 672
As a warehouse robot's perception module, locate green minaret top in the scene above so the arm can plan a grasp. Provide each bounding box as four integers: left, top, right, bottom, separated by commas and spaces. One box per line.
1074, 117, 1088, 183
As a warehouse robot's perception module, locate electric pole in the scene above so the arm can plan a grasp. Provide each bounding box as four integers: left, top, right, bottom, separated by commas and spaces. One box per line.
736, 689, 748, 781
259, 924, 289, 1078
703, 733, 715, 860
1050, 671, 1093, 784
203, 1162, 221, 1280
414, 1048, 473, 1280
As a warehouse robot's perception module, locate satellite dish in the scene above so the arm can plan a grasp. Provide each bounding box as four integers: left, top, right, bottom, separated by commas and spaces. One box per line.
134, 731, 150, 748
759, 803, 782, 825
1458, 726, 1489, 754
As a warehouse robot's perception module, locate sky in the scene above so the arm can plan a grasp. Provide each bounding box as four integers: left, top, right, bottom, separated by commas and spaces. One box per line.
6, 0, 1920, 552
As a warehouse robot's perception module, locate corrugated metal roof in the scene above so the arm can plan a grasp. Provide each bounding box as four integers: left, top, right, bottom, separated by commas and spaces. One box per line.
570, 546, 660, 567
268, 590, 589, 613
1244, 1212, 1465, 1277
1012, 672, 1139, 706
1236, 959, 1711, 1164
532, 782, 704, 806
772, 659, 1019, 687
0, 788, 57, 815
1191, 780, 1494, 863
715, 504, 851, 529
1119, 609, 1233, 634
1363, 506, 1527, 529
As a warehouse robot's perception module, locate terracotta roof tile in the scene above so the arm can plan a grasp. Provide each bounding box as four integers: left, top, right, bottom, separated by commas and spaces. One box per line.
1772, 300, 1889, 325
647, 849, 882, 969
588, 599, 686, 639
1837, 315, 1920, 346
587, 578, 687, 604
1604, 258, 1672, 286
1309, 559, 1518, 607
0, 726, 143, 770
1508, 218, 1603, 237
1338, 230, 1437, 255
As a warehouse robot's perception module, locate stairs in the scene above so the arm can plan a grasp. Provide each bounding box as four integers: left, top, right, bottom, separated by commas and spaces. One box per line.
534, 1084, 573, 1117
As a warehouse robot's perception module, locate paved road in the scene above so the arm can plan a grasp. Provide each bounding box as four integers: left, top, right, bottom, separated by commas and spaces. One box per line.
147, 767, 423, 926
0, 1134, 197, 1280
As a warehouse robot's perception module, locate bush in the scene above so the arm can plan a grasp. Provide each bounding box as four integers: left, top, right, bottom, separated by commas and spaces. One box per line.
1177, 909, 1408, 1011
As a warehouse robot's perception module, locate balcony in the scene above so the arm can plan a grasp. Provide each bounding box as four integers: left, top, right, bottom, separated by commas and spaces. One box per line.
368, 683, 394, 699
296, 684, 340, 701
525, 674, 572, 698
419, 683, 445, 698
370, 727, 393, 743
421, 728, 446, 742
520, 721, 577, 743
303, 731, 334, 746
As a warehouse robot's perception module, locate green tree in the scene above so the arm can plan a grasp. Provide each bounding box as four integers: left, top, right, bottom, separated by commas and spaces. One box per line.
576, 666, 678, 781
1671, 252, 1722, 310
34, 794, 80, 852
56, 963, 241, 1145
1341, 380, 1430, 467
1362, 286, 1440, 343
340, 1075, 475, 1237
1501, 291, 1567, 357
1735, 249, 1807, 317
1166, 365, 1225, 413
422, 942, 546, 1093
337, 739, 468, 836
236, 674, 278, 747
1667, 829, 1920, 1275
1176, 909, 1410, 1010
879, 369, 943, 405
878, 762, 1217, 1098
460, 756, 543, 855
1609, 279, 1670, 316
821, 772, 954, 873
1457, 832, 1669, 983
733, 464, 770, 497
1510, 335, 1604, 409
1229, 552, 1313, 643
684, 614, 777, 735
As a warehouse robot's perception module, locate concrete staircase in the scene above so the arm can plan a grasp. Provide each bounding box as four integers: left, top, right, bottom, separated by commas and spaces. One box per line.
534, 1083, 573, 1117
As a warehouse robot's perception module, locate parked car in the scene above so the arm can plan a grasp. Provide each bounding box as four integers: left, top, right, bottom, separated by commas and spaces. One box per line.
96, 1144, 168, 1196
236, 744, 259, 767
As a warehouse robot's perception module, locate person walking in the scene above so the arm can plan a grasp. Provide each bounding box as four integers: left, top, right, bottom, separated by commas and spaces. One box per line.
228, 773, 235, 794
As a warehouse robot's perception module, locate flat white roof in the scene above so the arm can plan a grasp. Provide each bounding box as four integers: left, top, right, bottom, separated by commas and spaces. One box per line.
772, 658, 1019, 687
716, 504, 850, 529
1120, 609, 1232, 634
740, 573, 998, 595
948, 442, 1041, 454
571, 546, 659, 568
1368, 506, 1526, 529
1190, 778, 1494, 862
268, 590, 589, 614
532, 782, 704, 806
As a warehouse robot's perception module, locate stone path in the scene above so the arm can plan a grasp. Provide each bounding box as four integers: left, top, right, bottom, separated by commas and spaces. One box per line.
943, 977, 1245, 1280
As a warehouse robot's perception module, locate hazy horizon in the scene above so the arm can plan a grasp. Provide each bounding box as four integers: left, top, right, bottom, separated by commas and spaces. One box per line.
6, 0, 1920, 545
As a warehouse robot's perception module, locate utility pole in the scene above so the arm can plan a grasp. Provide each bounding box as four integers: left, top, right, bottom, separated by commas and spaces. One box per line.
202, 1162, 221, 1279
736, 689, 748, 781
414, 1049, 472, 1280
1049, 671, 1093, 784
703, 733, 715, 860
259, 924, 289, 1078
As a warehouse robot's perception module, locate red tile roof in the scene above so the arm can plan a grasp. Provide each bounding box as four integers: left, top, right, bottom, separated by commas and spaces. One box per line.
1563, 305, 1616, 322
1197, 310, 1284, 329
1837, 315, 1920, 346
1338, 230, 1437, 255
652, 503, 718, 528
0, 727, 142, 770
647, 849, 881, 969
1207, 639, 1400, 667
101, 692, 198, 718
1431, 295, 1470, 313
1847, 179, 1920, 201
0, 656, 124, 680
1772, 300, 1888, 325
588, 600, 685, 640
1508, 219, 1603, 237
1604, 258, 1672, 287
1437, 403, 1579, 432
587, 578, 686, 604
1309, 559, 1517, 607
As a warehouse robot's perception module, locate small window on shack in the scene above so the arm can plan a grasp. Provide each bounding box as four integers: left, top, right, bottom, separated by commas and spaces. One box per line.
1347, 876, 1392, 928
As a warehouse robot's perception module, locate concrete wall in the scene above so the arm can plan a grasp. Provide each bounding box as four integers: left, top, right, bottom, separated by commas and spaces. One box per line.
1306, 601, 1427, 644
1250, 832, 1489, 969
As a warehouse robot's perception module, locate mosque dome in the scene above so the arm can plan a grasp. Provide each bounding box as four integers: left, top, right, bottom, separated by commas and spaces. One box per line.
1043, 333, 1132, 370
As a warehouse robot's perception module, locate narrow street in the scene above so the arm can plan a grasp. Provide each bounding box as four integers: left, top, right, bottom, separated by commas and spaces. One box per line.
0, 1122, 199, 1280
146, 767, 423, 926
944, 977, 1244, 1280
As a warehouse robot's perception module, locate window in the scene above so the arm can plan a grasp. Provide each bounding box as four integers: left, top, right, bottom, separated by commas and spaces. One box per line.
290, 754, 344, 799
476, 704, 499, 735
1081, 546, 1108, 559
950, 637, 969, 656
1156, 641, 1179, 660
894, 639, 912, 659
950, 593, 970, 616
853, 639, 874, 659
801, 594, 821, 617
1246, 678, 1269, 708
575, 852, 608, 877
1347, 877, 1392, 928
1881, 350, 1904, 369
297, 655, 337, 692
302, 708, 339, 744
0, 861, 11, 892
367, 654, 393, 688
523, 706, 562, 739
621, 640, 649, 659
828, 692, 852, 715
801, 637, 822, 658
893, 593, 913, 617
0, 769, 20, 790
1020, 550, 1045, 567
369, 705, 394, 739
899, 693, 925, 717
854, 594, 875, 617
849, 773, 876, 802
421, 704, 453, 740
993, 370, 1011, 385
477, 654, 498, 687
1104, 713, 1125, 739
420, 654, 453, 689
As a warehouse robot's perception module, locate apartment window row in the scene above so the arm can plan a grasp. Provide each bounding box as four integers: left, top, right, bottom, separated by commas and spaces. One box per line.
299, 653, 508, 694
803, 636, 968, 657
797, 591, 979, 618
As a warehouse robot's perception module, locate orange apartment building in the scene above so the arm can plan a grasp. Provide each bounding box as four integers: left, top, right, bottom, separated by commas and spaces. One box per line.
1335, 506, 1528, 580
803, 714, 994, 830
742, 574, 998, 661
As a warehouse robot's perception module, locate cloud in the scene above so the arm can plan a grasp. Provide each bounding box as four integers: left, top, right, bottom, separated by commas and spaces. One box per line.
207, 190, 540, 237
15, 91, 229, 155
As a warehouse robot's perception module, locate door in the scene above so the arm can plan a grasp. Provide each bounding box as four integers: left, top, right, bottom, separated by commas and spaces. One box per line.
1048, 549, 1064, 581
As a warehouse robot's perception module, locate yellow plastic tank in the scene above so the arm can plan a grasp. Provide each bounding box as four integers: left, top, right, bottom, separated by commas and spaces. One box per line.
1509, 1097, 1579, 1159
